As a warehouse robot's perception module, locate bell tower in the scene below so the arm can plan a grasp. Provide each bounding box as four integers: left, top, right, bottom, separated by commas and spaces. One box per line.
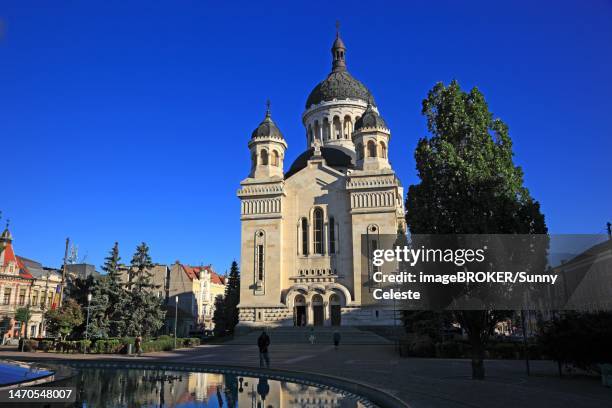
248, 101, 287, 179
353, 102, 391, 171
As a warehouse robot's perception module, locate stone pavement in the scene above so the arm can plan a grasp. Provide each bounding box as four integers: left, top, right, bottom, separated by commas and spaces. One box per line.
1, 344, 610, 408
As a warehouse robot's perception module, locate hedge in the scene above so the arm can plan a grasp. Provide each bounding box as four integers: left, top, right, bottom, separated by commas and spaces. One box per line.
30, 336, 200, 354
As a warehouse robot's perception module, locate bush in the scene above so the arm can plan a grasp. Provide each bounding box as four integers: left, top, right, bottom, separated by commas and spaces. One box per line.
538, 312, 612, 371
57, 340, 77, 353
76, 340, 91, 353
181, 338, 200, 348
141, 338, 174, 352
400, 334, 435, 357
39, 340, 53, 352
436, 341, 463, 358
17, 339, 39, 352
488, 342, 518, 359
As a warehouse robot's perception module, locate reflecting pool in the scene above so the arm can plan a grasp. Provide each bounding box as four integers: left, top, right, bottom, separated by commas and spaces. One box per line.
70, 367, 375, 408
0, 360, 53, 386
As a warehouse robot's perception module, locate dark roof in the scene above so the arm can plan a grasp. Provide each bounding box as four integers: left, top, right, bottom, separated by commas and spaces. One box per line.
285, 147, 353, 179
306, 71, 374, 109
251, 110, 284, 140
355, 104, 387, 131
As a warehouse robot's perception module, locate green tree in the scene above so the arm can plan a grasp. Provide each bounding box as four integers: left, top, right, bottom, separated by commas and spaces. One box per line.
223, 261, 240, 334
538, 312, 612, 375
405, 80, 547, 379
90, 242, 129, 338
15, 307, 33, 339
44, 298, 84, 339
212, 294, 227, 336
124, 242, 165, 337
65, 273, 96, 338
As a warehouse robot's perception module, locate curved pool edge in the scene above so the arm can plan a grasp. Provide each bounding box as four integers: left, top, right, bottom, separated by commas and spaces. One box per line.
0, 359, 76, 389
8, 357, 409, 408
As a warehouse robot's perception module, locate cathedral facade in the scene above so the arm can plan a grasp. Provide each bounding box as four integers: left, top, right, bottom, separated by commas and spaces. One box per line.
237, 30, 405, 328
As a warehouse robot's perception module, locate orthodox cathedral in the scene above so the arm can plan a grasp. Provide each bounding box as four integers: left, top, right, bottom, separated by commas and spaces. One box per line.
237, 29, 405, 328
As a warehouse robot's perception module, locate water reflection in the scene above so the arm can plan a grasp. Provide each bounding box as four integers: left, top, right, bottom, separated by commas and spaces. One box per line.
72, 368, 369, 408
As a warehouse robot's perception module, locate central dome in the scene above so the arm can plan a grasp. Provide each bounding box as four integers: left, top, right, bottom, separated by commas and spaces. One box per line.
305, 71, 374, 109
305, 29, 374, 109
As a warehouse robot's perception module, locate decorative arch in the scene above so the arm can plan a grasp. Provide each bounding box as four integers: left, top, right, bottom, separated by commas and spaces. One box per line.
333, 116, 341, 139
322, 117, 330, 140
285, 284, 309, 307
343, 115, 352, 139
367, 140, 377, 157
313, 207, 324, 255
260, 149, 269, 165
254, 230, 266, 294
300, 217, 308, 256
325, 283, 352, 304
380, 141, 387, 159
272, 150, 280, 166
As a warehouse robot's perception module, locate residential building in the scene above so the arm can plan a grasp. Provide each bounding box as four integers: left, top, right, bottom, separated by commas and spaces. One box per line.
0, 225, 62, 342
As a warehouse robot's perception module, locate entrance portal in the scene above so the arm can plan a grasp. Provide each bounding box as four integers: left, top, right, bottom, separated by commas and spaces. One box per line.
312, 294, 324, 326
330, 294, 341, 326
294, 295, 306, 326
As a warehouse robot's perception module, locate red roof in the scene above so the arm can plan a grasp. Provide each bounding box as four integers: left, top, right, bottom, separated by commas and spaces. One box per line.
181, 265, 200, 281
1, 243, 33, 279
180, 264, 225, 285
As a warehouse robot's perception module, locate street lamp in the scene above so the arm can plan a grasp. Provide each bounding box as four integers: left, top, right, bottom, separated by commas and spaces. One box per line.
85, 292, 92, 353
174, 295, 178, 349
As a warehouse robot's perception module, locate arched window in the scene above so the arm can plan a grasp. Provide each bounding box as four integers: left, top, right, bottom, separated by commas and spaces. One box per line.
322, 118, 330, 140
272, 150, 279, 166
254, 230, 265, 294
301, 218, 308, 256
313, 208, 324, 255
329, 216, 336, 254
367, 140, 377, 157
260, 149, 268, 165
380, 141, 387, 159
333, 116, 341, 139
343, 115, 352, 139
356, 143, 363, 160
314, 120, 320, 141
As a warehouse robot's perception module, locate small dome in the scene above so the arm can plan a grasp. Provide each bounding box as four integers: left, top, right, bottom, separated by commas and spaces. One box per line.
251, 109, 284, 140
332, 35, 345, 50
354, 104, 387, 131
306, 71, 374, 109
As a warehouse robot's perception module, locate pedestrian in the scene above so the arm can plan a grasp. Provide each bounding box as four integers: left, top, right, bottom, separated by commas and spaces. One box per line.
258, 329, 270, 368
333, 330, 341, 350
134, 335, 143, 357
308, 327, 316, 345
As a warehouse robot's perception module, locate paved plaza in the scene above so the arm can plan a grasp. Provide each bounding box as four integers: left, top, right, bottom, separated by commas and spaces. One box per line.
1, 341, 611, 408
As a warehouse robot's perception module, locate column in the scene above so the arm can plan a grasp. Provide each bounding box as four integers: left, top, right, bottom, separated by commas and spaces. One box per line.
323, 221, 328, 256
306, 301, 313, 326
324, 301, 331, 326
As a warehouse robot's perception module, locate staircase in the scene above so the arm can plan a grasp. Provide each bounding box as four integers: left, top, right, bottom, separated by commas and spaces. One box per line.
226, 326, 392, 345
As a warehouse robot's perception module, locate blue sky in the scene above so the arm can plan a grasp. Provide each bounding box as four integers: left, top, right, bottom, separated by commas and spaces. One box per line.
2, 1, 611, 272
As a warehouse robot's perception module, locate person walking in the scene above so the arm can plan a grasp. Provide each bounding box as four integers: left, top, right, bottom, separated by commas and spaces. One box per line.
258, 329, 270, 368
134, 335, 143, 357
333, 330, 341, 350
308, 327, 316, 345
